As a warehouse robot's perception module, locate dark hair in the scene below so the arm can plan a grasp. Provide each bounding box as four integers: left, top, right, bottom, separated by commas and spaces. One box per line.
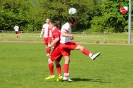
46, 18, 50, 20
68, 17, 78, 24
50, 20, 57, 26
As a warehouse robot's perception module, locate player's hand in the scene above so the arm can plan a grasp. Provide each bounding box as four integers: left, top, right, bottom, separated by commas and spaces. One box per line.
70, 35, 74, 40
40, 35, 42, 38
48, 44, 51, 48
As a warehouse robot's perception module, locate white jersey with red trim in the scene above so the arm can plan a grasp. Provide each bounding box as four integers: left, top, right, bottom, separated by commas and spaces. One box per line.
60, 22, 71, 43
42, 23, 52, 38
14, 26, 19, 31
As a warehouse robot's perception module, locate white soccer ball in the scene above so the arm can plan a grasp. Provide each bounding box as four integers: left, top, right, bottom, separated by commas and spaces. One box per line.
68, 8, 77, 15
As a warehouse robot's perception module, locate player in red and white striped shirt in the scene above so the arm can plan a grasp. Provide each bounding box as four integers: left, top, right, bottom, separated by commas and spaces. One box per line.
60, 17, 100, 81
40, 18, 52, 56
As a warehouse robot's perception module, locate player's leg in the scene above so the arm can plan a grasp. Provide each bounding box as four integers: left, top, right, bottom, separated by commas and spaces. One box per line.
46, 46, 51, 56
55, 57, 63, 82
75, 44, 100, 60
61, 42, 93, 58
55, 57, 62, 76
44, 38, 50, 56
50, 45, 62, 77
47, 37, 52, 55
15, 31, 19, 38
45, 58, 55, 80
60, 45, 72, 82
63, 55, 72, 82
63, 41, 100, 60
48, 45, 63, 81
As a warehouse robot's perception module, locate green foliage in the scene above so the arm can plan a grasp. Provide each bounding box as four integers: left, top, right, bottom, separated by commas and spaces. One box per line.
1, 32, 132, 43
90, 0, 131, 33
0, 0, 132, 32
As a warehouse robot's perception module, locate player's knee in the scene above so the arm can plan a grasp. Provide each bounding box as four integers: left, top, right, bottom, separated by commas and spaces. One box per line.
76, 45, 84, 51
65, 58, 70, 64
48, 58, 53, 63
63, 56, 70, 64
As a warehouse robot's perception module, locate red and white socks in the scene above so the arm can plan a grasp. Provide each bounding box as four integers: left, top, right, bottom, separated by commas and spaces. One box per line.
63, 64, 69, 78
82, 48, 93, 58
63, 64, 73, 81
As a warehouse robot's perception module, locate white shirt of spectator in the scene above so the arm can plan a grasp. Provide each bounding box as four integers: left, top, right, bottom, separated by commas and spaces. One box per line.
14, 26, 19, 31
60, 22, 71, 43
42, 23, 52, 38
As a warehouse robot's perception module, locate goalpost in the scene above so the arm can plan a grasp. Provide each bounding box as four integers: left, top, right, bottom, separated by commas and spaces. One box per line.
128, 0, 132, 44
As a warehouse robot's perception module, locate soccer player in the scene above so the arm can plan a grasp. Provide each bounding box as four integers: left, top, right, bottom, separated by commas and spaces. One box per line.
60, 17, 101, 82
40, 18, 52, 56
45, 20, 63, 81
14, 25, 19, 38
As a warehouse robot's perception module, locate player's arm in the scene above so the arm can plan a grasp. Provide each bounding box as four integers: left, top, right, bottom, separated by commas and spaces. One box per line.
48, 37, 59, 48
40, 29, 44, 38
61, 31, 74, 40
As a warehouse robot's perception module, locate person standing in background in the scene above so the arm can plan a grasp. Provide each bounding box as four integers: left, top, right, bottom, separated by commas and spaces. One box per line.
14, 25, 19, 38
40, 18, 52, 56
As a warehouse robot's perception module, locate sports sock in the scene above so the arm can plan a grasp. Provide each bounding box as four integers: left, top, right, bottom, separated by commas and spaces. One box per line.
64, 64, 69, 78
46, 47, 51, 54
46, 47, 48, 54
82, 48, 93, 57
64, 64, 69, 73
48, 63, 54, 75
56, 64, 61, 76
47, 47, 51, 54
64, 73, 69, 78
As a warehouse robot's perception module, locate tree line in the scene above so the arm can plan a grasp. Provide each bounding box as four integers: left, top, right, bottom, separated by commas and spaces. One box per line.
0, 0, 133, 32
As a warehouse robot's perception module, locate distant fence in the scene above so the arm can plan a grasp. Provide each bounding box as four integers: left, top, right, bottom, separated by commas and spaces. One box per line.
0, 30, 132, 44
0, 30, 41, 42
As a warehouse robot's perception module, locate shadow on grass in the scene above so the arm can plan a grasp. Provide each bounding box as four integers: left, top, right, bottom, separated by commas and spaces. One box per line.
71, 78, 92, 82
71, 78, 111, 83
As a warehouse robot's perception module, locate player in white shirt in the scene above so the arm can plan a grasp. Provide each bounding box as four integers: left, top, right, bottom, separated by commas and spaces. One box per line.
14, 25, 19, 38
60, 17, 101, 82
40, 18, 52, 56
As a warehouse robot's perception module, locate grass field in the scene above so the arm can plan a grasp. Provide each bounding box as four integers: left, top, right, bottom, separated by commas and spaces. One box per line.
0, 42, 133, 88
0, 32, 133, 43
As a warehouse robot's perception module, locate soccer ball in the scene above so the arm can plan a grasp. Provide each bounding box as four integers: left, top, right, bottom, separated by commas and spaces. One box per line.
68, 8, 77, 15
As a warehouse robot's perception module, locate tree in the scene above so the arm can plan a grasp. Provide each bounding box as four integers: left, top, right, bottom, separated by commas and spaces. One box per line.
42, 0, 95, 31
0, 0, 132, 32
90, 0, 130, 32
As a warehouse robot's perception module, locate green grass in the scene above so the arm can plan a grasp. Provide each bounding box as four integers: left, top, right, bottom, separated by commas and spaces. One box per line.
0, 32, 41, 41
0, 42, 133, 88
0, 32, 133, 43
73, 32, 132, 43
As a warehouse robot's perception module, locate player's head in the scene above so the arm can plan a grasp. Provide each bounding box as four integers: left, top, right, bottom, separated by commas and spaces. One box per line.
46, 18, 50, 24
49, 20, 57, 29
68, 17, 78, 27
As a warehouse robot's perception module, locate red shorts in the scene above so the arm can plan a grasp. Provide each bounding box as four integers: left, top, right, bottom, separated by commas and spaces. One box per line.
50, 44, 62, 61
60, 41, 78, 56
15, 31, 19, 34
44, 37, 52, 45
